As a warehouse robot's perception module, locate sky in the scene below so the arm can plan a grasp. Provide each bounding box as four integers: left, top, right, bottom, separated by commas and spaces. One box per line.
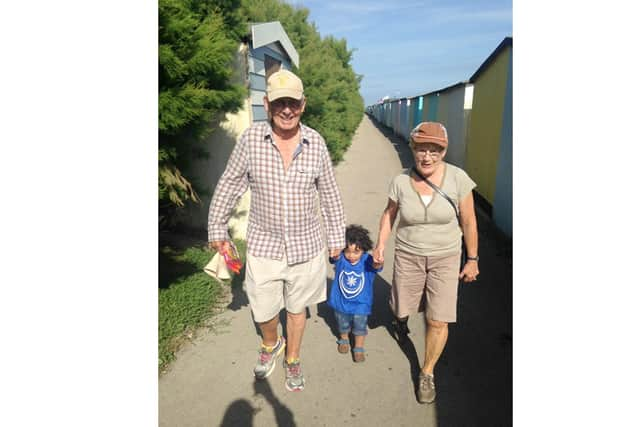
286, 0, 512, 106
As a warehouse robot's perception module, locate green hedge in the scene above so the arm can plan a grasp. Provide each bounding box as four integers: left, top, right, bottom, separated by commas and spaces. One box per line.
159, 240, 246, 373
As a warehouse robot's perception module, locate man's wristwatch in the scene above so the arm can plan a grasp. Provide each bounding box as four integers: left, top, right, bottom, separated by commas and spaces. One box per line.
467, 255, 479, 261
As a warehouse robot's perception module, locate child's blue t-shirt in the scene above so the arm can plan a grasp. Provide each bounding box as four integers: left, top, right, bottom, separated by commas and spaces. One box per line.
328, 252, 383, 315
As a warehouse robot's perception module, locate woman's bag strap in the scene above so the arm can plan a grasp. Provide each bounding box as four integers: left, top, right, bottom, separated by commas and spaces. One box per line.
412, 167, 461, 227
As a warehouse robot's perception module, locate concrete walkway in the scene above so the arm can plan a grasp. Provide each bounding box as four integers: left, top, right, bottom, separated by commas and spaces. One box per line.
159, 115, 512, 427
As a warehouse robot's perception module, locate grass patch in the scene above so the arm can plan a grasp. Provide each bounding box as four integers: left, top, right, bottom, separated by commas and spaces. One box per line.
159, 239, 246, 373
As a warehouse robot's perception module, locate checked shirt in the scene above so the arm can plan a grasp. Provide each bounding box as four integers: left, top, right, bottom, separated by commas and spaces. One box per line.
208, 121, 345, 265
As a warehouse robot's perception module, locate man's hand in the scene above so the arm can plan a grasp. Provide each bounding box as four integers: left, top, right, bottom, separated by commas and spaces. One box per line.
209, 240, 229, 253
329, 248, 341, 260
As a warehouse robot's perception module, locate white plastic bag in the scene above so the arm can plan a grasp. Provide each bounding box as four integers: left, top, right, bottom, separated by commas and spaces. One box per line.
203, 252, 231, 280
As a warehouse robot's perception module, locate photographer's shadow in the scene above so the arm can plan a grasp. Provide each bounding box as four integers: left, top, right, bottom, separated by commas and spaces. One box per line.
252, 379, 296, 427
219, 380, 297, 427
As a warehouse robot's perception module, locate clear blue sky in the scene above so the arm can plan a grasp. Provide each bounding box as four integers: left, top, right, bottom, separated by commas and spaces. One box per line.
286, 0, 512, 106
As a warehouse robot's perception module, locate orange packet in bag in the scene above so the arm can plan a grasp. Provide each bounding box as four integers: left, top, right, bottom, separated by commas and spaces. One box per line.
220, 242, 242, 274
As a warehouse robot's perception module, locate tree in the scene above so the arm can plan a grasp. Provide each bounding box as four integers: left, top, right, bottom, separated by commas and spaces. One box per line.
241, 0, 364, 162
159, 0, 245, 224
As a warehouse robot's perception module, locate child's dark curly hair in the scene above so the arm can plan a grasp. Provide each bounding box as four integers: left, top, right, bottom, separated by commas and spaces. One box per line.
345, 224, 373, 252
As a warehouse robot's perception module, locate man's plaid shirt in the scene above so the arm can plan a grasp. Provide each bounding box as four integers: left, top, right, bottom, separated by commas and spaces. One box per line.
208, 121, 345, 264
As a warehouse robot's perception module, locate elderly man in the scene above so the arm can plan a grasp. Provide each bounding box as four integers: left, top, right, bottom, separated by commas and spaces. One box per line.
208, 69, 345, 392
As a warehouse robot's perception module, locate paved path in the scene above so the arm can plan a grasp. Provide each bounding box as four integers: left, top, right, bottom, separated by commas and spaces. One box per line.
159, 115, 512, 426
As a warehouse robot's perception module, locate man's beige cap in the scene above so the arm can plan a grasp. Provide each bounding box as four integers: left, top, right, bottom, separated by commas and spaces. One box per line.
266, 69, 304, 101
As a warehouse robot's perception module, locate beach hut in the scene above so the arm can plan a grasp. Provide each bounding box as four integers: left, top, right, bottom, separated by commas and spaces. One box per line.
248, 22, 299, 122
465, 37, 513, 237
435, 82, 473, 169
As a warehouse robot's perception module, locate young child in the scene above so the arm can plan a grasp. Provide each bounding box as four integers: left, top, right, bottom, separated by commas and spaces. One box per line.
328, 224, 383, 362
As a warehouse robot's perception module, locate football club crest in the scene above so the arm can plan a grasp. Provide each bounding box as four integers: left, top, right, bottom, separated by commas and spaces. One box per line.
338, 270, 365, 299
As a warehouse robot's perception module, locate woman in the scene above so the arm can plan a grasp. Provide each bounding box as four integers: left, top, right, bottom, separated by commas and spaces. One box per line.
373, 121, 479, 404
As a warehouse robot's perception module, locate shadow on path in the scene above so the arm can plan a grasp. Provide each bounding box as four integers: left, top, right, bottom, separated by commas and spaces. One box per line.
253, 379, 297, 427
219, 399, 256, 427
367, 116, 414, 169
226, 265, 249, 311
434, 206, 513, 426
316, 279, 340, 339
219, 380, 297, 427
369, 275, 424, 396
316, 269, 425, 396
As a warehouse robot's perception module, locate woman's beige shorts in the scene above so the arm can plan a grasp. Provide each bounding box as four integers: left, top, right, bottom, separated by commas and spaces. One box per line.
245, 248, 327, 323
390, 250, 461, 323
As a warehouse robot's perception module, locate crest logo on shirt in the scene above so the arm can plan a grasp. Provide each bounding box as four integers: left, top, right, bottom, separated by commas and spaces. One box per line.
338, 270, 365, 299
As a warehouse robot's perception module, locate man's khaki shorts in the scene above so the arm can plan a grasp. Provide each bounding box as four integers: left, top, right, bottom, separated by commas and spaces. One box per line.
245, 248, 327, 323
390, 250, 461, 323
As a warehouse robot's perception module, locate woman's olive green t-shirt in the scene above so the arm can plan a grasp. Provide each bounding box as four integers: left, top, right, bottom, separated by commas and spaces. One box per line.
388, 163, 476, 257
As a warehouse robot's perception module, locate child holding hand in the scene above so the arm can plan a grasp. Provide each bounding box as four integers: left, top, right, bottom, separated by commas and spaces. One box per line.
328, 224, 383, 362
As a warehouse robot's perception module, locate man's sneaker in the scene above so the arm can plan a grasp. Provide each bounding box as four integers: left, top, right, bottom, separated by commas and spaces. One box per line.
284, 359, 305, 392
253, 337, 286, 380
418, 373, 436, 404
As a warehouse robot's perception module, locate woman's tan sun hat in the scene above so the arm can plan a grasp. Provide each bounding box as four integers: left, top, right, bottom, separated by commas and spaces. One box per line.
410, 122, 448, 148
